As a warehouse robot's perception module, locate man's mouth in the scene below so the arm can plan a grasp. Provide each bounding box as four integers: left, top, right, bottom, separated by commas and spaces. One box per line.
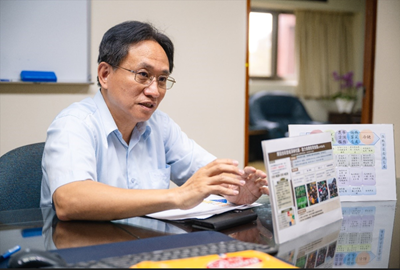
140, 102, 155, 108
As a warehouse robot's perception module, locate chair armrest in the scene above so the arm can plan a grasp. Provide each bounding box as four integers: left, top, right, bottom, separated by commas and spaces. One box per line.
251, 120, 287, 139
251, 120, 280, 130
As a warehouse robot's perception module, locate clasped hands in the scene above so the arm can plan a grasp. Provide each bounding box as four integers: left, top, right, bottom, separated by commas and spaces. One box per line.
177, 159, 269, 210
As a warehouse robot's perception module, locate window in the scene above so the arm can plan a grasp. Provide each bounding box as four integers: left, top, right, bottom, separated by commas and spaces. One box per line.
249, 10, 296, 80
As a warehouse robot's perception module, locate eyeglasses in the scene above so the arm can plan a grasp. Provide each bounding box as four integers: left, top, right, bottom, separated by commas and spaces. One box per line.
113, 65, 176, 90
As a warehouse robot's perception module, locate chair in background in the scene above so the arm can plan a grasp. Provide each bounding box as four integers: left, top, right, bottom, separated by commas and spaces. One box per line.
248, 91, 322, 161
0, 142, 45, 211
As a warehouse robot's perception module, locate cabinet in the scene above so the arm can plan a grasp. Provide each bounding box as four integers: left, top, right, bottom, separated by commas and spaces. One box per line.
328, 112, 361, 124
248, 129, 269, 162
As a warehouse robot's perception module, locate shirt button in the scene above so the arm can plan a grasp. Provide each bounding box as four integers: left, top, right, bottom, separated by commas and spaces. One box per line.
130, 178, 135, 183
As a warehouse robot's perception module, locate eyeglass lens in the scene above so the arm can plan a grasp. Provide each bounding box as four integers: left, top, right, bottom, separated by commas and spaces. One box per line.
135, 72, 174, 90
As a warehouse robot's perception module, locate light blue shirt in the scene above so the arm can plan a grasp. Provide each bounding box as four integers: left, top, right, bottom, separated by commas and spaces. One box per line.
40, 90, 216, 207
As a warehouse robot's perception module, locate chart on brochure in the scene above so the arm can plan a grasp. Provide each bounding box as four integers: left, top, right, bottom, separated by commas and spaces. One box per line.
288, 124, 396, 201
262, 132, 343, 244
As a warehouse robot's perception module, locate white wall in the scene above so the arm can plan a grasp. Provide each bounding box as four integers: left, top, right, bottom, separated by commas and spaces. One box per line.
373, 0, 400, 178
0, 0, 248, 167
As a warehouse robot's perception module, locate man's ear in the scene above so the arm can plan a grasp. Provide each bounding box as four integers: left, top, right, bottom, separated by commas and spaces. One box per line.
98, 62, 111, 89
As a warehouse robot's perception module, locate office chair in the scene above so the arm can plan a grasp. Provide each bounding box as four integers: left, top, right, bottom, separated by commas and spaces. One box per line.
0, 142, 45, 211
248, 91, 322, 161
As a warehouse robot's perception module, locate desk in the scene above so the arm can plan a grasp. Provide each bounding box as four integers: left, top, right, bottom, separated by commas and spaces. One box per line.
1, 186, 399, 268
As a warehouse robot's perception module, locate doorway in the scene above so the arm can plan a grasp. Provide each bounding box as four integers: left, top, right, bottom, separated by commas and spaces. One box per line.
245, 0, 376, 167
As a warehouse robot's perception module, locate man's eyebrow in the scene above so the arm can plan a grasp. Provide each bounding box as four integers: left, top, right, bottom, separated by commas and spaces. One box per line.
137, 63, 170, 75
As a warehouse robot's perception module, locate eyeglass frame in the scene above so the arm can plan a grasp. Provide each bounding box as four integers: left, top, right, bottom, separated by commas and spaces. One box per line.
111, 65, 176, 90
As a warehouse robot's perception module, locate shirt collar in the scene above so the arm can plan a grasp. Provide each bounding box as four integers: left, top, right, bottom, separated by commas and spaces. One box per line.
94, 90, 118, 136
94, 89, 152, 139
136, 121, 151, 140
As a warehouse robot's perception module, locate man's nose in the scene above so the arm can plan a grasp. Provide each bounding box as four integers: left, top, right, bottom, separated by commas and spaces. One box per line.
144, 79, 160, 97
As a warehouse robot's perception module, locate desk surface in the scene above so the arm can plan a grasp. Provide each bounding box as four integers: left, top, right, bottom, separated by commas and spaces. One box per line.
0, 191, 399, 268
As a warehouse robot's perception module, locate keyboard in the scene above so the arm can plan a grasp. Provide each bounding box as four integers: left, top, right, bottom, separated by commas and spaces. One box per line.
68, 240, 278, 268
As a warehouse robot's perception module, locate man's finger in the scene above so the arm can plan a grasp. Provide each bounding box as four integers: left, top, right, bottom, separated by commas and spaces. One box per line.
260, 186, 269, 195
204, 159, 244, 177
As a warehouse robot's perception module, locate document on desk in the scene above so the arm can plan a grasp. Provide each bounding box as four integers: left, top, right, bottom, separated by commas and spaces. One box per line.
262, 132, 343, 244
288, 124, 396, 201
146, 194, 261, 220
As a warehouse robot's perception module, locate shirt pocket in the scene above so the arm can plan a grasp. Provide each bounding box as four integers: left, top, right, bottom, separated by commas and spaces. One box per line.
146, 165, 171, 189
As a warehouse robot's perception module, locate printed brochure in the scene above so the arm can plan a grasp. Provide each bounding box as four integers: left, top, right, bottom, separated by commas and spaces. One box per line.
262, 132, 343, 244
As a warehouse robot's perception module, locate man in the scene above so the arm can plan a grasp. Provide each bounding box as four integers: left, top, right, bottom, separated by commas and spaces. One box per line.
40, 21, 268, 221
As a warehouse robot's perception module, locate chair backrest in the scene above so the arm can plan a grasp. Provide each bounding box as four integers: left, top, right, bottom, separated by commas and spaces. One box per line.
249, 91, 313, 127
0, 142, 45, 211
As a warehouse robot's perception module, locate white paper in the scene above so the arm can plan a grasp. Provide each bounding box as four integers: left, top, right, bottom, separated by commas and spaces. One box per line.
288, 124, 397, 201
146, 194, 261, 221
262, 132, 343, 244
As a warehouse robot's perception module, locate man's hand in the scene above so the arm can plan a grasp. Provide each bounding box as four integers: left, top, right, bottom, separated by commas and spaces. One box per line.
176, 159, 247, 210
223, 166, 269, 205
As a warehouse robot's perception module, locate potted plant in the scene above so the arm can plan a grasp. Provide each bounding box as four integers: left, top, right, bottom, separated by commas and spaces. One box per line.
331, 71, 363, 113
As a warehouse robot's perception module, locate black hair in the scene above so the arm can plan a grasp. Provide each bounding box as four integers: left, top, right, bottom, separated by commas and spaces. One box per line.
97, 21, 174, 87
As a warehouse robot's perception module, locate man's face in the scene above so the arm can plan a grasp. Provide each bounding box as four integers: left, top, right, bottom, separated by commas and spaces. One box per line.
99, 40, 170, 128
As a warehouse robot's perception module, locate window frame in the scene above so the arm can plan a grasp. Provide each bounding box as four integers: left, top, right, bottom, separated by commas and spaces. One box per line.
249, 8, 295, 81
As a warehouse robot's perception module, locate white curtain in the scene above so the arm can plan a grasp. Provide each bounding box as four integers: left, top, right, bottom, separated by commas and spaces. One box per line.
295, 10, 355, 99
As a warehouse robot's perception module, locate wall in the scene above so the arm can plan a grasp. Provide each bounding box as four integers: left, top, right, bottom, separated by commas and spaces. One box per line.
0, 0, 248, 167
373, 0, 400, 179
249, 0, 366, 122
